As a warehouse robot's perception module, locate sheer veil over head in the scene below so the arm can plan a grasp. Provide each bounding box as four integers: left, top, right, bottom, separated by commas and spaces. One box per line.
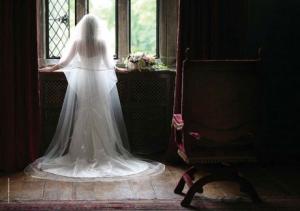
25, 14, 164, 181
60, 14, 114, 69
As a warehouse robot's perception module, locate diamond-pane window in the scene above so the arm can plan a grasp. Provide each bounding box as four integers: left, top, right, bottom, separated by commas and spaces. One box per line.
46, 0, 71, 59
44, 0, 160, 60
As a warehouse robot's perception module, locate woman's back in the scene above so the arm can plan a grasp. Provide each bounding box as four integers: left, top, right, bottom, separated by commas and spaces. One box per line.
25, 14, 165, 182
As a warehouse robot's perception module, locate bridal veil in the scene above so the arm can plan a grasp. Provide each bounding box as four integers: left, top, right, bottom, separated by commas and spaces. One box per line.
25, 14, 164, 181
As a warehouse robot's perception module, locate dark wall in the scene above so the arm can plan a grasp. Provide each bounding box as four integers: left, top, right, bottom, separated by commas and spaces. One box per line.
246, 0, 300, 161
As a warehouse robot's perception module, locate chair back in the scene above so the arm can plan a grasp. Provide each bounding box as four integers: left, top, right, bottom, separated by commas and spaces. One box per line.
180, 58, 261, 163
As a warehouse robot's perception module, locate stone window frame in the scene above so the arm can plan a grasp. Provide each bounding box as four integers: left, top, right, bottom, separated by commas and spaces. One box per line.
37, 0, 178, 67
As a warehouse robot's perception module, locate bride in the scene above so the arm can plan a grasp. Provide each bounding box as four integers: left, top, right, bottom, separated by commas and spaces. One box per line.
25, 14, 164, 181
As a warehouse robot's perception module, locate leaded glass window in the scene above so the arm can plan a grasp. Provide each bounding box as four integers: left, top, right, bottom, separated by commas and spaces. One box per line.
46, 0, 73, 59
45, 0, 159, 59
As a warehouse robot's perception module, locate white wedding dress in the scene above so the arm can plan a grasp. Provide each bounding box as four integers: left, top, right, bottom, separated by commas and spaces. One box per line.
25, 14, 164, 181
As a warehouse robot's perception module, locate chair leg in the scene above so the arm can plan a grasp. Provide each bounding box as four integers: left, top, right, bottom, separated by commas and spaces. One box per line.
237, 176, 262, 203
181, 174, 217, 207
174, 166, 197, 194
179, 169, 262, 207
186, 166, 197, 178
174, 177, 185, 194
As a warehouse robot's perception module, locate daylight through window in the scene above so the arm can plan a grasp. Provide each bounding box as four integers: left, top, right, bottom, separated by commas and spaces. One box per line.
130, 0, 157, 56
46, 0, 158, 59
89, 0, 116, 57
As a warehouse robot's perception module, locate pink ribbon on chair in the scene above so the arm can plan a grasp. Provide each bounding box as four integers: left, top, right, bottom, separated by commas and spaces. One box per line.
189, 132, 201, 140
172, 114, 184, 130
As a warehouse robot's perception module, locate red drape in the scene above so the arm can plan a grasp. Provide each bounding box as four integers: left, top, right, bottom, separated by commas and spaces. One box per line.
165, 0, 248, 161
0, 0, 40, 173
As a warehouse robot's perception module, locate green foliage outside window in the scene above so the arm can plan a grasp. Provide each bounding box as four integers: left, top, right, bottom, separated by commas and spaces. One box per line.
89, 0, 116, 53
68, 0, 157, 57
131, 0, 157, 56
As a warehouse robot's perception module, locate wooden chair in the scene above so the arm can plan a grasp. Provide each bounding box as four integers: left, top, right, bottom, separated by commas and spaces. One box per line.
173, 52, 262, 206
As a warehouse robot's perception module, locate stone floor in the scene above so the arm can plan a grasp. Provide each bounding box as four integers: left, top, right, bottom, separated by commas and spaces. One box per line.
0, 163, 300, 210
2, 165, 187, 202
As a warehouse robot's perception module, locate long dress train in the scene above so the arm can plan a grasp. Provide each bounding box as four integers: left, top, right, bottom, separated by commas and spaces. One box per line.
25, 14, 164, 182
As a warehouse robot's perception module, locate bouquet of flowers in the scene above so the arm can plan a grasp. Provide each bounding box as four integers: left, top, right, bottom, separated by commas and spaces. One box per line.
124, 52, 156, 71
